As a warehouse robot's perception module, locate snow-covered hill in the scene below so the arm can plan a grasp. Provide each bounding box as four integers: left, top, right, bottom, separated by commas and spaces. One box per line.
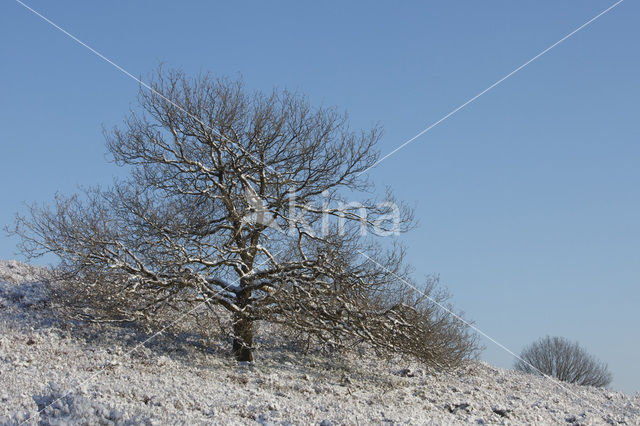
0, 260, 637, 425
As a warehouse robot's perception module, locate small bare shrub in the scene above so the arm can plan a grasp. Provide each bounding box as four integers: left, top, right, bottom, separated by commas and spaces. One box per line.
514, 336, 612, 387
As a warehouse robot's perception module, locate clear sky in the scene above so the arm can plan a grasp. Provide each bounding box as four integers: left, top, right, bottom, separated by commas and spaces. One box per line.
1, 1, 638, 393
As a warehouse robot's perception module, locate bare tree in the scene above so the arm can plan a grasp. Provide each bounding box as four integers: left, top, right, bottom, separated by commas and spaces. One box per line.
514, 336, 612, 387
11, 67, 478, 365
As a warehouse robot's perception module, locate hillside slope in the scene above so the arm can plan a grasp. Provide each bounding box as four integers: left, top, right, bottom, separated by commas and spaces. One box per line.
0, 260, 637, 425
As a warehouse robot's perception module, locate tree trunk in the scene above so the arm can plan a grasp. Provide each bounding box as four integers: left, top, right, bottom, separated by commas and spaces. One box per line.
232, 314, 254, 362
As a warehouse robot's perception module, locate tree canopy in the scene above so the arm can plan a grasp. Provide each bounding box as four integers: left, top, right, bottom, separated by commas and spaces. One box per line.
13, 68, 478, 366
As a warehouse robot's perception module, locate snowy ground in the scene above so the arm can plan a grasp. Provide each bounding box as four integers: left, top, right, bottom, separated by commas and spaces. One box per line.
0, 259, 638, 425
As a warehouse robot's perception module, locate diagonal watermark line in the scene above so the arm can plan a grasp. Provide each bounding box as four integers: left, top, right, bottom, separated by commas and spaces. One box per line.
14, 0, 277, 175
21, 252, 281, 425
358, 0, 624, 177
357, 250, 606, 415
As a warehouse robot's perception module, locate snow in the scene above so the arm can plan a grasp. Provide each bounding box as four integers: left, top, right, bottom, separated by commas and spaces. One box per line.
0, 259, 638, 425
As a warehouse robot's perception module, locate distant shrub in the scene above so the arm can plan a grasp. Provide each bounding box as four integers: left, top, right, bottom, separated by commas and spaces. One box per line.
514, 336, 612, 387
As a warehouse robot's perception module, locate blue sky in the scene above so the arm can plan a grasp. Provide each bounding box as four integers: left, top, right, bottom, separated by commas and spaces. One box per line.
1, 1, 638, 393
